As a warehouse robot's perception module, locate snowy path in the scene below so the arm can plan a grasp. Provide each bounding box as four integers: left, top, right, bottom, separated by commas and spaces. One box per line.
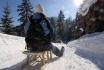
68, 31, 104, 70
0, 33, 101, 70
44, 46, 99, 70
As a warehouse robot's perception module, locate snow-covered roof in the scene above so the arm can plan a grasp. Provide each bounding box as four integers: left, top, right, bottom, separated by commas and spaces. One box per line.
78, 0, 97, 16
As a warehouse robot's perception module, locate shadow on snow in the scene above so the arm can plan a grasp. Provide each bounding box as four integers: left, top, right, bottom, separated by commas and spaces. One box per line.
75, 48, 104, 70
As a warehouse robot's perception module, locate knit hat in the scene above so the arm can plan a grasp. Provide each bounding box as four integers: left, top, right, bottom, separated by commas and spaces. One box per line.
35, 4, 44, 13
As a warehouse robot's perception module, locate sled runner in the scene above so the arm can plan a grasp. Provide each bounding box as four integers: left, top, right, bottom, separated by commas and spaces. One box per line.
22, 50, 52, 69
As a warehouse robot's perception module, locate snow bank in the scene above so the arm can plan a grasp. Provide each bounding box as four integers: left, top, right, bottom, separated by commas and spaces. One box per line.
68, 31, 104, 69
0, 33, 26, 69
68, 31, 104, 54
44, 46, 99, 70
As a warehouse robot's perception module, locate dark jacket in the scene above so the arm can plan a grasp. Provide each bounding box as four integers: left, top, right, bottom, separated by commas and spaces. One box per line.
25, 13, 53, 45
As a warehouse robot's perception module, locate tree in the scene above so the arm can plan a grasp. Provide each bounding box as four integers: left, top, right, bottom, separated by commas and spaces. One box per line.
17, 0, 33, 25
76, 0, 104, 36
49, 17, 58, 42
17, 0, 33, 36
0, 20, 2, 32
57, 10, 65, 41
65, 17, 73, 31
0, 20, 2, 27
1, 3, 14, 34
65, 17, 73, 41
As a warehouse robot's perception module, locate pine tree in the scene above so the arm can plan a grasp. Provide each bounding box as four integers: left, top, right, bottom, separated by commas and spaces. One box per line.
65, 17, 73, 41
1, 3, 13, 34
76, 0, 104, 35
49, 17, 58, 42
57, 10, 65, 41
65, 17, 72, 31
0, 20, 2, 27
17, 0, 33, 25
0, 20, 2, 32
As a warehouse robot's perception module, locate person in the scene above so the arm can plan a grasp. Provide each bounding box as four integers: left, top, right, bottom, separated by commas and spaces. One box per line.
24, 4, 64, 57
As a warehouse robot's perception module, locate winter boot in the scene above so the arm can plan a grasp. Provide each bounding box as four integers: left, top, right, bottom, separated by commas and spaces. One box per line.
60, 46, 65, 56
52, 46, 65, 57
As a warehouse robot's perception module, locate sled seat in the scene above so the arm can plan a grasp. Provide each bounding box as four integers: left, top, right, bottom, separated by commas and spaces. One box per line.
23, 50, 52, 67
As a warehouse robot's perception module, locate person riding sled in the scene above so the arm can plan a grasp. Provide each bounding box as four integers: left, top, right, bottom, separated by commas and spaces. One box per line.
24, 4, 65, 57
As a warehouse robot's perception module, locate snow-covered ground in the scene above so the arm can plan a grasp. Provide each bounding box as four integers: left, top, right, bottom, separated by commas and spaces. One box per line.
0, 33, 26, 70
0, 32, 103, 70
68, 31, 104, 70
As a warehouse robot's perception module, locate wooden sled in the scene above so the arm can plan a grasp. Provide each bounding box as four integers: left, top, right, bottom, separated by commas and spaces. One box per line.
22, 50, 52, 69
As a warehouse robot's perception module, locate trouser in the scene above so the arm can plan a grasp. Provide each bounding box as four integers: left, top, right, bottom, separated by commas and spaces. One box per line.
25, 38, 63, 57
45, 43, 63, 57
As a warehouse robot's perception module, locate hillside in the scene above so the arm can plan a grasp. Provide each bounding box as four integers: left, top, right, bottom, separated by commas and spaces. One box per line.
0, 33, 103, 70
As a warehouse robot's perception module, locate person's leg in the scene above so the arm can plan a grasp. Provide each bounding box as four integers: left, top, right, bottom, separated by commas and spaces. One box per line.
49, 43, 65, 57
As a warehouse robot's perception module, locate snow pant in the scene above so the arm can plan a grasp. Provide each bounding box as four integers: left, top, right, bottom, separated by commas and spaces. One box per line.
48, 43, 63, 57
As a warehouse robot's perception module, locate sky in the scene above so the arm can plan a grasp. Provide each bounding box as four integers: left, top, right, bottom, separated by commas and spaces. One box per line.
0, 0, 83, 26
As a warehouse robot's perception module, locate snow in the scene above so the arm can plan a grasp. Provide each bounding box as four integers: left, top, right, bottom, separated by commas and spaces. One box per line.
44, 46, 99, 70
78, 0, 97, 16
80, 28, 84, 32
0, 33, 26, 69
0, 32, 103, 70
68, 31, 104, 54
68, 31, 104, 70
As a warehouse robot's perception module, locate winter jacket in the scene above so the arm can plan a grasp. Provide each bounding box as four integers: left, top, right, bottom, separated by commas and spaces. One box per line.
24, 13, 53, 44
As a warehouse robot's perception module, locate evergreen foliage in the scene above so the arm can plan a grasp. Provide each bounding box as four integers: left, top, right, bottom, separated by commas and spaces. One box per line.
1, 3, 14, 34
17, 0, 33, 25
57, 10, 65, 41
